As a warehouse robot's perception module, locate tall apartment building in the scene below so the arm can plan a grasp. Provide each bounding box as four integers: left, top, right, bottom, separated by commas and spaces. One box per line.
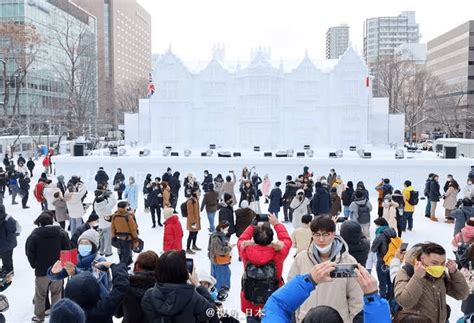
326, 25, 350, 59
364, 11, 420, 97
72, 0, 151, 130
0, 0, 98, 136
426, 21, 474, 137
364, 11, 420, 63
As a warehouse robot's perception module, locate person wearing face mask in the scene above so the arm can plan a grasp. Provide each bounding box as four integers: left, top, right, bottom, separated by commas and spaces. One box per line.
208, 221, 233, 297
394, 242, 469, 323
287, 216, 363, 323
48, 229, 111, 293
290, 189, 311, 230
70, 213, 100, 248
465, 178, 474, 200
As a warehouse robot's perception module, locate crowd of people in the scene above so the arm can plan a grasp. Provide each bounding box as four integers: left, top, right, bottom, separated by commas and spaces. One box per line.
0, 156, 474, 322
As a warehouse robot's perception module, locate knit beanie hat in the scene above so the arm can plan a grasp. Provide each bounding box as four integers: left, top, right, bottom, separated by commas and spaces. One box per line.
78, 229, 100, 249
49, 298, 85, 323
197, 270, 217, 288
163, 208, 174, 220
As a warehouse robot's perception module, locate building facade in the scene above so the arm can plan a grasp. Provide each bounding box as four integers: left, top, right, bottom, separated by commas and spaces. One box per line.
125, 47, 405, 150
364, 11, 420, 97
326, 25, 350, 59
72, 0, 151, 131
0, 0, 97, 136
426, 21, 474, 138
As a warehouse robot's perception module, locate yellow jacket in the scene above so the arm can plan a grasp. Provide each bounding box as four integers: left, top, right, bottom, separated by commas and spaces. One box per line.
402, 186, 415, 212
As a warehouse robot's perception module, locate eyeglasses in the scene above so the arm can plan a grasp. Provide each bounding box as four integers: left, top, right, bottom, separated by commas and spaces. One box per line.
312, 232, 332, 238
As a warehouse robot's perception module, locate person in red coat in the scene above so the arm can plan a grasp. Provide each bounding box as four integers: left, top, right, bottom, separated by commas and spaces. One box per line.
42, 154, 50, 174
237, 213, 292, 321
34, 178, 47, 210
163, 208, 183, 251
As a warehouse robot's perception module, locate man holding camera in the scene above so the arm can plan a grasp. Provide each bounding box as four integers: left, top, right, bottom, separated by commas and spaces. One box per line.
288, 216, 363, 323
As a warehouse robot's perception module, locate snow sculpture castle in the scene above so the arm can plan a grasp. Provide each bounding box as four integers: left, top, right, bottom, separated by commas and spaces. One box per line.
124, 46, 404, 150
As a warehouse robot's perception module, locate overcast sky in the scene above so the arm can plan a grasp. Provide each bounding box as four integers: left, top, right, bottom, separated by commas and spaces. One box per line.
137, 0, 473, 62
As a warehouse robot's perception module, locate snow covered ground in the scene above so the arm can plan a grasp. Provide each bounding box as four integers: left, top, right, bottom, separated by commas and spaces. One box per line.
2, 148, 473, 322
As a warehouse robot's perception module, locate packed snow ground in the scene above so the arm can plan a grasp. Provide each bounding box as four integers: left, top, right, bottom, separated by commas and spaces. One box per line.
3, 150, 474, 322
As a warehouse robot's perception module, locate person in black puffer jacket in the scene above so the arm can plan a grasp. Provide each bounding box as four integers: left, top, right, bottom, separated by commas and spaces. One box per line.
115, 251, 159, 323
64, 262, 129, 323
25, 211, 71, 322
339, 220, 370, 266
341, 181, 354, 219
141, 250, 219, 323
218, 193, 236, 237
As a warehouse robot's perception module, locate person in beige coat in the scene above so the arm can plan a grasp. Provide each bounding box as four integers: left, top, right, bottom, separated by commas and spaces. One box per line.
291, 214, 313, 255
443, 181, 460, 224
186, 192, 201, 254
288, 216, 363, 322
394, 242, 469, 323
221, 171, 237, 207
382, 194, 399, 235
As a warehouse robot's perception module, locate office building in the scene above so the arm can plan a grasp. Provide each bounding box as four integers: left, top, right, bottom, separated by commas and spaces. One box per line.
0, 0, 98, 136
72, 0, 151, 130
426, 21, 474, 137
326, 24, 350, 59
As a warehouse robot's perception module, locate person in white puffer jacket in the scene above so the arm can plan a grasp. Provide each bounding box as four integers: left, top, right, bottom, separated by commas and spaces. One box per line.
64, 182, 87, 234
94, 189, 116, 257
43, 180, 60, 212
291, 189, 311, 229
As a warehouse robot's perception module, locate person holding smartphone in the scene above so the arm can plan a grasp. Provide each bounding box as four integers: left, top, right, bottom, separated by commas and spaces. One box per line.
287, 216, 363, 323
142, 250, 219, 322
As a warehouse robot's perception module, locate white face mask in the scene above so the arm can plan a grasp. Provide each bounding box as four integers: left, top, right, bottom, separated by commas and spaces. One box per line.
223, 228, 229, 234
469, 181, 472, 185
315, 243, 332, 254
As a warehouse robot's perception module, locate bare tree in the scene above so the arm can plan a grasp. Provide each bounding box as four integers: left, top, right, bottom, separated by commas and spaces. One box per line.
373, 53, 411, 113
395, 65, 444, 143
50, 12, 97, 138
115, 78, 148, 113
428, 83, 471, 138
0, 22, 42, 119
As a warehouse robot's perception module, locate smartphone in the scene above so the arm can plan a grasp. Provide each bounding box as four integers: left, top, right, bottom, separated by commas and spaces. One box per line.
400, 243, 408, 252
330, 264, 357, 278
60, 249, 78, 267
186, 258, 194, 273
92, 261, 109, 272
256, 214, 269, 222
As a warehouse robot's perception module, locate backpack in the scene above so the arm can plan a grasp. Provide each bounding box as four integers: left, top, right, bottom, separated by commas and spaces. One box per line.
357, 201, 371, 224
180, 201, 188, 218
5, 215, 21, 236
383, 236, 402, 266
407, 190, 419, 206
242, 261, 279, 305
382, 186, 393, 199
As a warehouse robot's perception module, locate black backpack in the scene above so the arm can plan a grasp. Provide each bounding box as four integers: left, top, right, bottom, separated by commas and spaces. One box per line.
242, 261, 279, 305
357, 201, 371, 224
180, 201, 188, 218
408, 191, 419, 206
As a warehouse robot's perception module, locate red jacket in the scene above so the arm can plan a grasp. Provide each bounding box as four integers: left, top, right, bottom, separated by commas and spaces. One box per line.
42, 156, 50, 167
237, 223, 292, 317
34, 181, 45, 202
163, 215, 183, 252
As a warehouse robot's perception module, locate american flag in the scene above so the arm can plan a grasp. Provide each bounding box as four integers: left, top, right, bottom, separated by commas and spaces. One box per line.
147, 72, 156, 97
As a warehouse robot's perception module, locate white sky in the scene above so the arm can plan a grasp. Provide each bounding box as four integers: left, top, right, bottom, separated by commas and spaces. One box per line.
137, 0, 474, 62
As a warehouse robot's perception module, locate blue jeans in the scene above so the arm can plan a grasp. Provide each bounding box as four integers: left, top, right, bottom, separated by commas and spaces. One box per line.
70, 217, 83, 234
376, 260, 392, 299
207, 211, 216, 232
401, 211, 413, 231
425, 200, 431, 216
211, 263, 231, 290
343, 206, 351, 218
